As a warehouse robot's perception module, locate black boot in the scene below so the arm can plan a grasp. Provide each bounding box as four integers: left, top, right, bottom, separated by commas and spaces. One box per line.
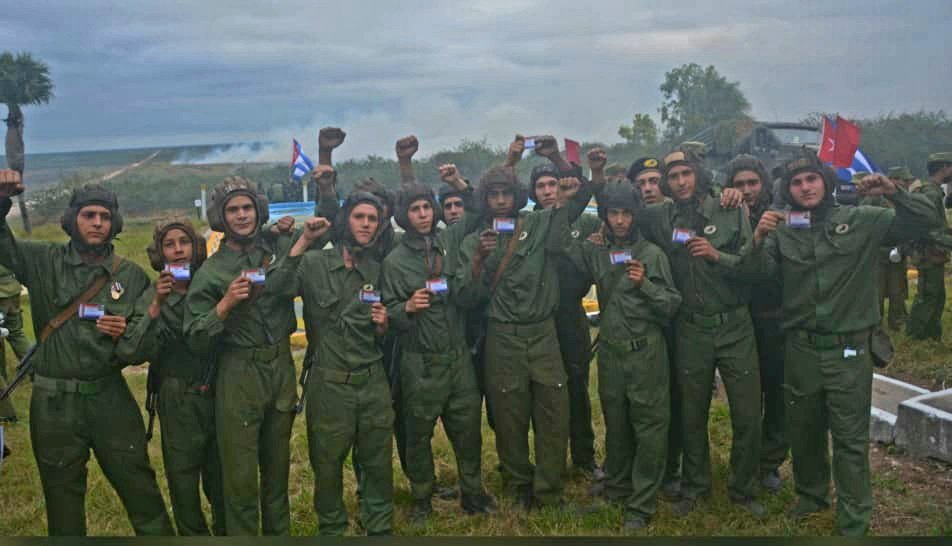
461, 492, 498, 515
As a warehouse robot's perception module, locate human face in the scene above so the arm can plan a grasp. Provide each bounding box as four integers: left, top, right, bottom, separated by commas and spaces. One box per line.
731, 170, 763, 208
789, 171, 826, 209
606, 208, 634, 240
666, 165, 696, 201
442, 196, 464, 225
534, 176, 559, 209
407, 198, 434, 234
161, 228, 193, 265
941, 164, 952, 184
349, 203, 380, 246
487, 188, 515, 218
633, 170, 663, 204
224, 195, 257, 237
76, 205, 112, 246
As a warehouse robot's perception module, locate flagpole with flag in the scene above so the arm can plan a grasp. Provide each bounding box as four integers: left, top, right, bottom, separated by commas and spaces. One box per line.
290, 139, 314, 202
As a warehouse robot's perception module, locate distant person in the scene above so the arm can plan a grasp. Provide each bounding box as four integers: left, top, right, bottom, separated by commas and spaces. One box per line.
0, 170, 173, 536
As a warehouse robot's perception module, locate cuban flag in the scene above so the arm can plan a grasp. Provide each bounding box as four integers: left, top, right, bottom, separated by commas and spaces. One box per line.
290, 139, 314, 181
833, 148, 880, 182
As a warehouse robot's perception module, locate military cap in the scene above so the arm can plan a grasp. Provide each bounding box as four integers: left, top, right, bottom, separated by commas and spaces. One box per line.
626, 157, 661, 181
887, 166, 914, 181
927, 152, 952, 169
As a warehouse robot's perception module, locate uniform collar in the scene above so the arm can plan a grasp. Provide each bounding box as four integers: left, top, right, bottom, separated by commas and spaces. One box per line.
65, 241, 118, 271
327, 247, 377, 279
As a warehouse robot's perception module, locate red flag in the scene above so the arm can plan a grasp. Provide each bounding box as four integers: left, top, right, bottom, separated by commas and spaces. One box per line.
818, 116, 836, 164
832, 116, 860, 168
564, 138, 580, 165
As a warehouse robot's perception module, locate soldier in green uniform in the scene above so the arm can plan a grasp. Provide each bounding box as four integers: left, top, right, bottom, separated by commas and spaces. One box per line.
382, 182, 496, 524
563, 181, 682, 529
626, 157, 668, 206
906, 152, 952, 340
727, 155, 788, 493
505, 134, 602, 476
0, 264, 31, 368
636, 149, 764, 517
0, 171, 173, 536
455, 163, 592, 510
184, 177, 299, 536
117, 217, 225, 535
747, 152, 939, 535
289, 192, 393, 536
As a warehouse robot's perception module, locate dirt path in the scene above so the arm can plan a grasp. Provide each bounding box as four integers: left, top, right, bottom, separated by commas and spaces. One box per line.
97, 150, 161, 182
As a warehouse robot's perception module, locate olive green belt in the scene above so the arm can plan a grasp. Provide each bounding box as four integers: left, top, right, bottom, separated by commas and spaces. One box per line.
33, 373, 119, 395
679, 305, 747, 328
793, 328, 870, 350
221, 340, 287, 363
601, 336, 649, 354
404, 348, 463, 366
316, 361, 379, 387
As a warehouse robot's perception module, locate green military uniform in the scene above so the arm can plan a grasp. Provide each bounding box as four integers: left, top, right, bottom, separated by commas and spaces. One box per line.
746, 155, 940, 535
0, 264, 31, 370
455, 167, 591, 507
638, 154, 762, 506
859, 192, 909, 331
296, 244, 393, 536
0, 194, 173, 536
564, 187, 681, 523
119, 285, 225, 535
906, 155, 950, 340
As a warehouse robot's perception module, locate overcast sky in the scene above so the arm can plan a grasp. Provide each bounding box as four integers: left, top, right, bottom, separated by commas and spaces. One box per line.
3, 0, 950, 160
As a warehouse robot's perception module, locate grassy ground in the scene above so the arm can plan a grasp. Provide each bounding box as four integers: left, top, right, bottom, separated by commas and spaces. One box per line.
0, 221, 950, 536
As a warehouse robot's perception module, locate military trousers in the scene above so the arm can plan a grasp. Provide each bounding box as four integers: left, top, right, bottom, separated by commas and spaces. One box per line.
785, 330, 873, 536
753, 315, 788, 476
878, 260, 908, 331
907, 264, 945, 340
598, 329, 670, 521
215, 340, 295, 536
307, 362, 394, 536
563, 355, 596, 469
400, 348, 484, 501
0, 375, 15, 421
485, 318, 569, 505
674, 307, 761, 501
158, 377, 225, 536
0, 295, 31, 366
29, 373, 173, 536
663, 327, 681, 484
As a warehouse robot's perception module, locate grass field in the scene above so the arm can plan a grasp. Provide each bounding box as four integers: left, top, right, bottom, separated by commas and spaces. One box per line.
0, 220, 950, 536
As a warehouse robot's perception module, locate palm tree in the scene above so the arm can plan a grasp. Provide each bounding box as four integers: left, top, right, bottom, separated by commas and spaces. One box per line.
0, 52, 54, 234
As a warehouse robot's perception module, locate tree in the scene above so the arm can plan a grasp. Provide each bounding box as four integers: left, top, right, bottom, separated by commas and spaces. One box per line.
618, 113, 659, 147
659, 63, 750, 142
1, 51, 54, 234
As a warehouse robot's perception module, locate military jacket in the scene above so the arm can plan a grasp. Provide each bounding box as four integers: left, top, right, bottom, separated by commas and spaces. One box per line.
638, 196, 752, 314
747, 186, 939, 334
0, 263, 21, 298
553, 213, 602, 363
0, 197, 150, 380
909, 179, 949, 265
185, 235, 297, 353
565, 234, 681, 343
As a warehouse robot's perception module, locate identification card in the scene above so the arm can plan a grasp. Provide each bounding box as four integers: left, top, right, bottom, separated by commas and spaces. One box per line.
786, 211, 811, 229
241, 268, 266, 285
493, 218, 516, 233
610, 250, 632, 265
78, 303, 105, 321
843, 346, 857, 359
838, 183, 856, 194
359, 289, 381, 304
523, 138, 535, 150
166, 263, 191, 281
671, 228, 695, 244
426, 277, 449, 294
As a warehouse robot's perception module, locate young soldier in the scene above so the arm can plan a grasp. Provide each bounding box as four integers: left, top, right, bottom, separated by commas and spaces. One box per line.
290, 192, 392, 536
748, 152, 940, 535
455, 163, 592, 510
727, 155, 788, 492
636, 149, 764, 517
184, 177, 299, 536
564, 182, 681, 529
0, 171, 173, 536
627, 157, 667, 206
382, 183, 496, 524
117, 217, 225, 535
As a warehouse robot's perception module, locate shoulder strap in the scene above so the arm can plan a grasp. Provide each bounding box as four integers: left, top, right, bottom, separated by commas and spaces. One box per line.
39, 257, 124, 342
491, 217, 524, 292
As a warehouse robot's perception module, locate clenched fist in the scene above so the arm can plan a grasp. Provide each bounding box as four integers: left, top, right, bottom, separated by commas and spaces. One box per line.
318, 127, 346, 151
0, 169, 24, 197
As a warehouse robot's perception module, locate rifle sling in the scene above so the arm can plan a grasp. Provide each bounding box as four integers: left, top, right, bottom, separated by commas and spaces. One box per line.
491, 217, 524, 292
38, 257, 124, 343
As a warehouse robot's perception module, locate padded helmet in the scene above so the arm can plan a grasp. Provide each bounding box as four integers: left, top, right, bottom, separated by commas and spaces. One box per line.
146, 215, 207, 272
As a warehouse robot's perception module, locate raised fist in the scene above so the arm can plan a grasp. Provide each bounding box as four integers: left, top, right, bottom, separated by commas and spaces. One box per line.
506, 134, 526, 166
0, 169, 24, 197
318, 127, 346, 150
396, 135, 419, 159
534, 135, 559, 159
588, 148, 608, 172
310, 165, 337, 189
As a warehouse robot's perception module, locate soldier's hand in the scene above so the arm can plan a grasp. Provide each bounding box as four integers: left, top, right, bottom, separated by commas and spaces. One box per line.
270, 215, 295, 236
396, 135, 419, 160
371, 302, 388, 334
310, 165, 337, 190
557, 177, 581, 207
587, 231, 606, 247
318, 127, 346, 150
223, 277, 252, 308
857, 173, 896, 196
405, 287, 432, 313
505, 134, 526, 167
686, 236, 720, 263
754, 210, 785, 246
155, 271, 175, 301
97, 314, 127, 341
438, 163, 466, 189
626, 259, 645, 287
588, 148, 608, 172
534, 135, 559, 159
0, 169, 24, 197
301, 217, 331, 243
477, 229, 498, 259
720, 187, 744, 209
